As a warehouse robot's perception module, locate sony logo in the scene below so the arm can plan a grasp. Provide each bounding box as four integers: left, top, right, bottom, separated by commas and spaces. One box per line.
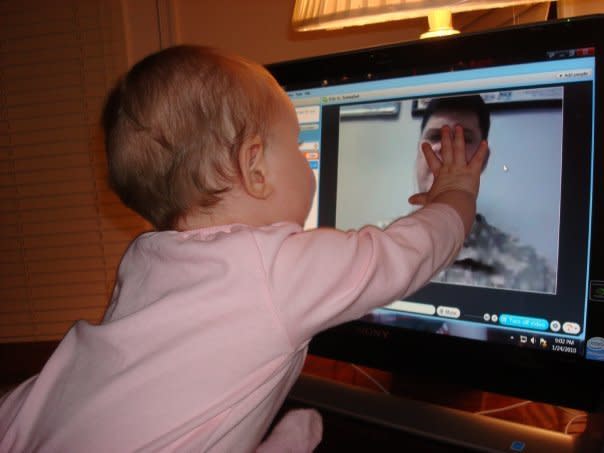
355, 326, 390, 340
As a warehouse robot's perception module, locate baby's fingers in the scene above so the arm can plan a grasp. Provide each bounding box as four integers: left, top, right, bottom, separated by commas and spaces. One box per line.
469, 140, 489, 172
453, 125, 467, 165
440, 125, 454, 165
421, 141, 442, 175
408, 192, 429, 206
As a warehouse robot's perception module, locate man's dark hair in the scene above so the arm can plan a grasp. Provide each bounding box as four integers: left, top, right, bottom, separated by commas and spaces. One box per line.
420, 95, 490, 140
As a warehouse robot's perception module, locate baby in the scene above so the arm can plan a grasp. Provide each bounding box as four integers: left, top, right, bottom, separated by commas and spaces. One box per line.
0, 45, 487, 452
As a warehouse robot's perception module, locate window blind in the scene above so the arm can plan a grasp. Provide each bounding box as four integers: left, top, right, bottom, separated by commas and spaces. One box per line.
0, 0, 150, 342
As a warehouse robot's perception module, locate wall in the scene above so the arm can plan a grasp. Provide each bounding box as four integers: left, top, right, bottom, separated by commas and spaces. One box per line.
170, 0, 426, 64
1, 0, 146, 342
168, 1, 562, 64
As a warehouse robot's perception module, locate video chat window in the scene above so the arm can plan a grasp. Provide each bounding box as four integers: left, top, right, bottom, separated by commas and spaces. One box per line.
335, 87, 563, 295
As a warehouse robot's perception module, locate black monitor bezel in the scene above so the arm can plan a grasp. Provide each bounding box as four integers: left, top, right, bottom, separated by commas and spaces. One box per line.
267, 15, 604, 411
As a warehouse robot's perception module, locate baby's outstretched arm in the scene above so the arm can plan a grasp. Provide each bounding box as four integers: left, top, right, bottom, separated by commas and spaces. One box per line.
408, 124, 488, 235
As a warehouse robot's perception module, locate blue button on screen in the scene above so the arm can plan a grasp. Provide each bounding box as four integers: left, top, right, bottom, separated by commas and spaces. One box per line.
499, 314, 548, 331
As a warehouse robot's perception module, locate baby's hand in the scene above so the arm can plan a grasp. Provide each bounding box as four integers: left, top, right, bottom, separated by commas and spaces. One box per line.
409, 124, 487, 206
408, 124, 488, 234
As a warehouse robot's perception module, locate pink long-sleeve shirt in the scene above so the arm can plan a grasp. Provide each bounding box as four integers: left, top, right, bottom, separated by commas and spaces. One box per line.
0, 204, 464, 452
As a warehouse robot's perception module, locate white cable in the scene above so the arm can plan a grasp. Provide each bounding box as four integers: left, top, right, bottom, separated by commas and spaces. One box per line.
557, 406, 585, 417
346, 363, 586, 432
564, 413, 588, 435
350, 364, 390, 395
474, 399, 532, 415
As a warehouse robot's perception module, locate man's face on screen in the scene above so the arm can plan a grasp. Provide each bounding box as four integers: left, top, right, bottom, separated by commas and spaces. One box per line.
416, 110, 484, 193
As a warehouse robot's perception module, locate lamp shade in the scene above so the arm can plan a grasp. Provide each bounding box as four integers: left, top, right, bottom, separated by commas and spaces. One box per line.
292, 0, 552, 31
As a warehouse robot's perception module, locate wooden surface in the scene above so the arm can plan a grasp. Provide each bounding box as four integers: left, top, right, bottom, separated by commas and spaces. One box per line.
301, 355, 591, 435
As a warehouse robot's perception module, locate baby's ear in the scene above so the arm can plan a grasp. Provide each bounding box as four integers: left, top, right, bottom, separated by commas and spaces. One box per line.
238, 135, 273, 199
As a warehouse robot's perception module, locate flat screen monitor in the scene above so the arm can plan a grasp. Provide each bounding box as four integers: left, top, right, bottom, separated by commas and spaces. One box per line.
267, 15, 604, 411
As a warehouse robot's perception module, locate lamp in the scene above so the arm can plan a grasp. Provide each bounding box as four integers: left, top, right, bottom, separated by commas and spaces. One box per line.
420, 9, 459, 39
292, 0, 553, 37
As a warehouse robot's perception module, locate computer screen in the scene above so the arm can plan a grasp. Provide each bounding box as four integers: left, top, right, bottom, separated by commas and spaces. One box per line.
268, 15, 604, 409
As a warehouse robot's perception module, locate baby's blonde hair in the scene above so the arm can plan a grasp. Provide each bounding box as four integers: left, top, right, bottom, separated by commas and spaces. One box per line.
102, 45, 284, 230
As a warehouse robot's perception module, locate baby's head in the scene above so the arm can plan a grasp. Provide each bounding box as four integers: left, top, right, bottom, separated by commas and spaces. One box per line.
102, 45, 315, 230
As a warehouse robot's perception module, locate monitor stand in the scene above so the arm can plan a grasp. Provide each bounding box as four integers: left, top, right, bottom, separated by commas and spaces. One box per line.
287, 373, 604, 453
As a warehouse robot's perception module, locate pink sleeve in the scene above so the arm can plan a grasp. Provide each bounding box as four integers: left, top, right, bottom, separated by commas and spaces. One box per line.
262, 204, 464, 345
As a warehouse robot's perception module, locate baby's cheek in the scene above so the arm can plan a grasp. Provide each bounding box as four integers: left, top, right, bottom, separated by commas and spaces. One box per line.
308, 169, 316, 198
